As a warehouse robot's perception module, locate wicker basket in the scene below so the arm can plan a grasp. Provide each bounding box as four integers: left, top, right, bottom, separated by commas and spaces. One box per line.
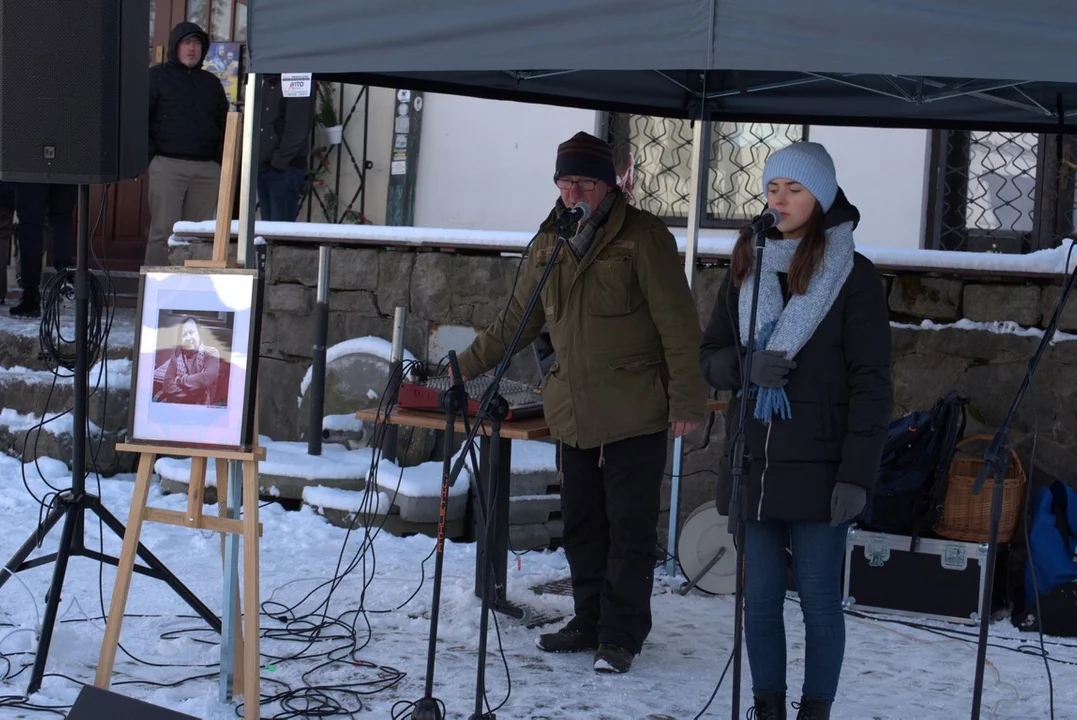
935, 434, 1026, 544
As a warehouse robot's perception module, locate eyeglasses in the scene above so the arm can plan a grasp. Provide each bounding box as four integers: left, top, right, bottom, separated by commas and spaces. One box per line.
556, 178, 598, 191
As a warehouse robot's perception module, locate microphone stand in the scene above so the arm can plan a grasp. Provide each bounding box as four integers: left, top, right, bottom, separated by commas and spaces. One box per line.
968, 244, 1077, 719
411, 352, 484, 720
727, 219, 769, 720
436, 211, 575, 720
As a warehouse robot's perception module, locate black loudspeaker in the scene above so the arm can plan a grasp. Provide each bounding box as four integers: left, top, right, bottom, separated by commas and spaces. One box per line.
0, 0, 149, 184
68, 685, 199, 719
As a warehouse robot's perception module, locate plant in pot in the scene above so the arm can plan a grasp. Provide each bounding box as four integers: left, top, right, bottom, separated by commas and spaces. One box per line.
315, 82, 343, 147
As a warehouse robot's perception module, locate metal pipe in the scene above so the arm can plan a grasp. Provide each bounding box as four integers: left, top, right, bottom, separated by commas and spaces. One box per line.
307, 245, 332, 455
382, 307, 407, 463
237, 73, 261, 268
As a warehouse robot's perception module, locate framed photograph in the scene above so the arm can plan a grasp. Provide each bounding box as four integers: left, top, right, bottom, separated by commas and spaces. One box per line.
128, 267, 260, 451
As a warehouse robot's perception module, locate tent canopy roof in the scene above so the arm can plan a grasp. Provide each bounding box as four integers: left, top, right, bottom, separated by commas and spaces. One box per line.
248, 0, 1077, 131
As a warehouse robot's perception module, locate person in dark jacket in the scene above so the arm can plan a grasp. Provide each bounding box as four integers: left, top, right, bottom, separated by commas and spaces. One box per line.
257, 75, 315, 221
699, 142, 892, 720
145, 21, 229, 266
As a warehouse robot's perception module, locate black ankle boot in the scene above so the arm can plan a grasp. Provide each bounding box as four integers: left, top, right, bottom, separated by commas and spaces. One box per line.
794, 697, 831, 720
748, 693, 786, 720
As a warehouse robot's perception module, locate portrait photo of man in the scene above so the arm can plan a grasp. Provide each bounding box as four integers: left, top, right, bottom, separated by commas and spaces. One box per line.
151, 314, 228, 407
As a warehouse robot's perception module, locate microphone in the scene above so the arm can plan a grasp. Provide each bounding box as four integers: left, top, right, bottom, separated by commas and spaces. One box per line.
751, 207, 782, 233
566, 201, 592, 223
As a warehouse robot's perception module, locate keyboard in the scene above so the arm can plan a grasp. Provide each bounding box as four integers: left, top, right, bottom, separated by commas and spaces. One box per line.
397, 376, 544, 420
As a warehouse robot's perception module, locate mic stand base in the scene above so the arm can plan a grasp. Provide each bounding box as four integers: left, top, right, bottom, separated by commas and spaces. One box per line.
410, 698, 444, 720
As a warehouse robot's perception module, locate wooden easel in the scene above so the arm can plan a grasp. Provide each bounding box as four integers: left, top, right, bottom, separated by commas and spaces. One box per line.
96, 111, 267, 719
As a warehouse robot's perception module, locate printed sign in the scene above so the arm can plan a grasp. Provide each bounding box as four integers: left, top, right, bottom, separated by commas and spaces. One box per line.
281, 72, 313, 98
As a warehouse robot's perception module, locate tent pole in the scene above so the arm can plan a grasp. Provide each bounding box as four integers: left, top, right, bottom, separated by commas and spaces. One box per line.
237, 73, 262, 268
663, 114, 710, 577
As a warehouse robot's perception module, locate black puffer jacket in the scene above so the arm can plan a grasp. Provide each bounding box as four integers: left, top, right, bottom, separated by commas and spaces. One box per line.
148, 22, 229, 163
258, 75, 316, 172
699, 191, 893, 523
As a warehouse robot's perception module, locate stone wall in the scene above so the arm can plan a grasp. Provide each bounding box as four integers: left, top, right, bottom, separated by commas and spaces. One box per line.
170, 241, 1077, 547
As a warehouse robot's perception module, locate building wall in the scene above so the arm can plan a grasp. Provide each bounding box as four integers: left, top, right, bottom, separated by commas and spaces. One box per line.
411, 94, 597, 232
380, 97, 933, 249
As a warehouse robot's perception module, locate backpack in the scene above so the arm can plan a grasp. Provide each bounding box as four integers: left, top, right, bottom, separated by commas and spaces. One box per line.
1016, 481, 1077, 637
864, 391, 968, 541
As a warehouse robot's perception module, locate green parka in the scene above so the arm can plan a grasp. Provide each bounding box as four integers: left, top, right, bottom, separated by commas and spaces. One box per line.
457, 192, 706, 449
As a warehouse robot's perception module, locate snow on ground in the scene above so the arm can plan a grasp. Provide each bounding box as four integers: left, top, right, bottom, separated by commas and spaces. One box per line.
0, 451, 1074, 719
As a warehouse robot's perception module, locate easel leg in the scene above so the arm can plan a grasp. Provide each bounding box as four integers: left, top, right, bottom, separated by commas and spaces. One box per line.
241, 459, 261, 720
95, 453, 156, 688
218, 458, 245, 701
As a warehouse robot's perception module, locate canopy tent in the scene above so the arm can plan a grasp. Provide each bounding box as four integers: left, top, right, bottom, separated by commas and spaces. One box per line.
248, 0, 1077, 131
238, 0, 1077, 580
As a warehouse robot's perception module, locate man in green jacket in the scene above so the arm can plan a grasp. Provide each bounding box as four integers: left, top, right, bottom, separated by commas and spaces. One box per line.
456, 131, 706, 674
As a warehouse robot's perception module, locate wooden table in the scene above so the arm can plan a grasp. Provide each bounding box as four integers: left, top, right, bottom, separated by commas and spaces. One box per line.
355, 398, 727, 617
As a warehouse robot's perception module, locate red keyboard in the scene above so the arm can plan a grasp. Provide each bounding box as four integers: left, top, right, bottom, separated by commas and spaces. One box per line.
397, 376, 544, 421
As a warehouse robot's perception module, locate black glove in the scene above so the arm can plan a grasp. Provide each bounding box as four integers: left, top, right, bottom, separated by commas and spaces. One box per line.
830, 482, 867, 527
749, 350, 796, 388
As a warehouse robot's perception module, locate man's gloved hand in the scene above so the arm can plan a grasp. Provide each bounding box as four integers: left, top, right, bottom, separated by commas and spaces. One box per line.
830, 482, 867, 527
749, 350, 797, 388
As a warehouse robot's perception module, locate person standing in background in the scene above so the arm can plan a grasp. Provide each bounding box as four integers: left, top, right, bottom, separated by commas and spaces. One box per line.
257, 75, 315, 222
8, 183, 76, 318
145, 21, 228, 266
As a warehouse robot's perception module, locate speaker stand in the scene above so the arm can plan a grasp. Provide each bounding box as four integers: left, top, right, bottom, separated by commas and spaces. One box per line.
0, 185, 219, 695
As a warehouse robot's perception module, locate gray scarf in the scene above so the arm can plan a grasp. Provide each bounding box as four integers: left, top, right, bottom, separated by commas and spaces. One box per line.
555, 190, 618, 259
738, 220, 856, 423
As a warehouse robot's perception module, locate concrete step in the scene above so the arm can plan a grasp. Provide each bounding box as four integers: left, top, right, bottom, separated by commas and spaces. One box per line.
0, 305, 137, 372
0, 361, 131, 432
0, 407, 134, 476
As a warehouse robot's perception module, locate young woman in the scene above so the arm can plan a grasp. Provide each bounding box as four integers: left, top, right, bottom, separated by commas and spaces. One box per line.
698, 142, 892, 720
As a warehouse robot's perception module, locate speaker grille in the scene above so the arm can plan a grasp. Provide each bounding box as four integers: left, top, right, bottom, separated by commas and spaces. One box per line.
0, 0, 147, 183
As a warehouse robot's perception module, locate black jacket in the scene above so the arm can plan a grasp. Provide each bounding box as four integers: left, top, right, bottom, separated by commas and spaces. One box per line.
258, 75, 316, 172
699, 191, 893, 523
148, 22, 229, 163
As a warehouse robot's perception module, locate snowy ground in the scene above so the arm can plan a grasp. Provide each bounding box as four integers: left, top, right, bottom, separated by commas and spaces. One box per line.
1, 453, 1074, 719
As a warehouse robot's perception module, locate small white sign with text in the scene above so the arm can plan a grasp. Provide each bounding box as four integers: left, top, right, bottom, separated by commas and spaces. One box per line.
281, 73, 313, 98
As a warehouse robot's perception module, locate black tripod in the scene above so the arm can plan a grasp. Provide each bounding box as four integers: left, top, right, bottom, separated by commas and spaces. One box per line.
726, 211, 776, 720
0, 184, 218, 695
968, 247, 1077, 718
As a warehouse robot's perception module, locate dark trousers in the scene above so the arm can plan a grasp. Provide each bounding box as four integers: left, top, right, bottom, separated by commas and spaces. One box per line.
744, 519, 849, 702
559, 430, 668, 654
257, 166, 306, 222
14, 183, 76, 303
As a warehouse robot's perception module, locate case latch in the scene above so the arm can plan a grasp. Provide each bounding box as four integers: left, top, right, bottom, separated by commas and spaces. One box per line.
865, 536, 890, 567
941, 543, 968, 571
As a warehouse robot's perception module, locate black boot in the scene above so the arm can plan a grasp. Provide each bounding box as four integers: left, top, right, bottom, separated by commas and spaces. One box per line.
9, 297, 39, 318
535, 621, 597, 653
748, 693, 786, 720
794, 697, 831, 720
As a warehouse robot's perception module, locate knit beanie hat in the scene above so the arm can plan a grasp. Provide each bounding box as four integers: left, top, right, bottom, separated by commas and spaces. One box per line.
761, 141, 838, 212
554, 132, 617, 187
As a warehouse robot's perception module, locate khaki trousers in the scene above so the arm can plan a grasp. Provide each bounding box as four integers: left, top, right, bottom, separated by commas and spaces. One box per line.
145, 156, 221, 266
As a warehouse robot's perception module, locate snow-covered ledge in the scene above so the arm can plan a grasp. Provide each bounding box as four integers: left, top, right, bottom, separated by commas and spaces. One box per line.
169, 220, 1077, 279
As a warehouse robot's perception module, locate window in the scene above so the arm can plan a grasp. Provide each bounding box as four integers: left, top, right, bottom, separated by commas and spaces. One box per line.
607, 114, 806, 227
925, 130, 1077, 253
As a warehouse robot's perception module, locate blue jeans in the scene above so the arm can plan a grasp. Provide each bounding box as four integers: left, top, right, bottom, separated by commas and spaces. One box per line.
257, 166, 306, 222
744, 519, 849, 702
